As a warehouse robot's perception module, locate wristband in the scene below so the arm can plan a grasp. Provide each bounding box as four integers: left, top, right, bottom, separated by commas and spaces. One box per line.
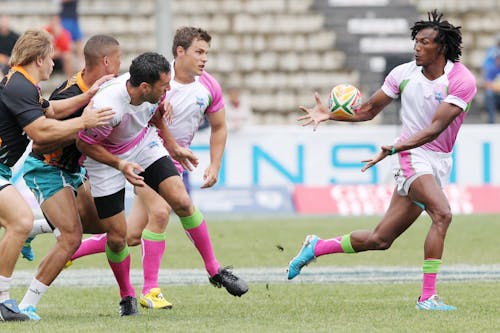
389, 146, 396, 155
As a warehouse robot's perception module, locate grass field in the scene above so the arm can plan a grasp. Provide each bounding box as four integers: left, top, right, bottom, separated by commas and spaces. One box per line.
3, 214, 500, 332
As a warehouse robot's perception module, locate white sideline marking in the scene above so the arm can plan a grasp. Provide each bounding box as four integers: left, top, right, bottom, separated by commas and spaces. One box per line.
11, 265, 500, 287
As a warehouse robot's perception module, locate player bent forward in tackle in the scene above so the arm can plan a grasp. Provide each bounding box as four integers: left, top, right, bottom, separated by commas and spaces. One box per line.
287, 10, 476, 311
0, 29, 113, 322
76, 52, 247, 316
66, 26, 245, 310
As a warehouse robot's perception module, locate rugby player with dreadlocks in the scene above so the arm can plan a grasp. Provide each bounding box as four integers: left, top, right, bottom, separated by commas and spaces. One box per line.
287, 9, 476, 311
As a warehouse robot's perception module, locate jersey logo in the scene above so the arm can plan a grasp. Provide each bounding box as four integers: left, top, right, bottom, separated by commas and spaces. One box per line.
196, 96, 206, 111
434, 85, 447, 103
149, 105, 157, 116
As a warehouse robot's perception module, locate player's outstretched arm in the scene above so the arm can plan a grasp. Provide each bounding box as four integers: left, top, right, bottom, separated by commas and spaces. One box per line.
297, 92, 331, 131
49, 74, 115, 120
298, 90, 392, 131
361, 102, 463, 172
23, 100, 114, 145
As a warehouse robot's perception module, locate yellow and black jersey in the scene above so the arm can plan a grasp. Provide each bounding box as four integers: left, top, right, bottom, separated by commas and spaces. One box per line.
30, 71, 88, 173
0, 66, 48, 167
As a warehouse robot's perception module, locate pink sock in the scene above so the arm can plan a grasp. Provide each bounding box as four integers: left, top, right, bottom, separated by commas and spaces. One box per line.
185, 221, 220, 276
141, 238, 165, 295
108, 255, 135, 299
71, 234, 107, 261
314, 237, 344, 257
421, 273, 437, 301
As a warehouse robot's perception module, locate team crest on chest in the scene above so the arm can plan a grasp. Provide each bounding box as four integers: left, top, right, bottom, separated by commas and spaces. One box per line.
196, 96, 206, 111
434, 85, 447, 103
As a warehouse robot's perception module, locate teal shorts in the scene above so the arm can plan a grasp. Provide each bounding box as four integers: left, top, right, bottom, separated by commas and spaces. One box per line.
23, 156, 85, 204
0, 163, 12, 189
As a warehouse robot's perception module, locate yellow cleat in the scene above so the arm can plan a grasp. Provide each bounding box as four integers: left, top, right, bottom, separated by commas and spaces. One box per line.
139, 288, 173, 309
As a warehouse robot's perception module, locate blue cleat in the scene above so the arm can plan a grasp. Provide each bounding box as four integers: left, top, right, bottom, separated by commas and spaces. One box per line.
20, 305, 41, 320
287, 235, 319, 280
21, 236, 35, 261
416, 295, 457, 311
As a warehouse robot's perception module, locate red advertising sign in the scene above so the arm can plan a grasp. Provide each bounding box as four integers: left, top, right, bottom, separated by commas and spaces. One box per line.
294, 185, 500, 215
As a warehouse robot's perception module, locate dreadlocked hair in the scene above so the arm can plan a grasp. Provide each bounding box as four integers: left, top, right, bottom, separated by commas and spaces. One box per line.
410, 9, 462, 62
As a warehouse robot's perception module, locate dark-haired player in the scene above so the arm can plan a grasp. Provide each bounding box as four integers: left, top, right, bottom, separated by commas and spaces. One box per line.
76, 51, 247, 317
287, 10, 476, 311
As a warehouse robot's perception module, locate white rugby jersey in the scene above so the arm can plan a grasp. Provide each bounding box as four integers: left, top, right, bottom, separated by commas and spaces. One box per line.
382, 60, 476, 153
165, 62, 224, 149
78, 73, 159, 154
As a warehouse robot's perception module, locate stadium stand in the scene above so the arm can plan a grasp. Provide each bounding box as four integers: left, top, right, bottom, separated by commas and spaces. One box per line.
1, 0, 498, 124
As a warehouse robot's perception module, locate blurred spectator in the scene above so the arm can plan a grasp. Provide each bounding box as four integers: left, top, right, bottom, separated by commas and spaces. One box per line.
483, 33, 500, 70
58, 0, 84, 66
0, 15, 19, 78
225, 87, 253, 132
482, 35, 500, 123
45, 15, 73, 78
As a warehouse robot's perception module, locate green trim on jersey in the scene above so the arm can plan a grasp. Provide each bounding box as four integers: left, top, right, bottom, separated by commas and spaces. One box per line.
399, 79, 410, 94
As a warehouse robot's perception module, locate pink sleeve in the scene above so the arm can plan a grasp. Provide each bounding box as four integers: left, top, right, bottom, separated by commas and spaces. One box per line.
447, 63, 477, 104
199, 71, 225, 113
78, 125, 113, 145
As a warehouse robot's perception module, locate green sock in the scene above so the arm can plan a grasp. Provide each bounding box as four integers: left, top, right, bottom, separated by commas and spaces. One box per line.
340, 233, 356, 253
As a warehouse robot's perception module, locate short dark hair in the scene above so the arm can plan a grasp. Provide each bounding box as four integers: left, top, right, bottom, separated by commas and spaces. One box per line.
410, 9, 462, 62
172, 26, 211, 58
129, 52, 170, 87
84, 35, 120, 66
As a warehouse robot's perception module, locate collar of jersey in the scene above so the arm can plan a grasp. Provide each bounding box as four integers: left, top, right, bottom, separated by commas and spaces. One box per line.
10, 65, 37, 86
76, 70, 89, 92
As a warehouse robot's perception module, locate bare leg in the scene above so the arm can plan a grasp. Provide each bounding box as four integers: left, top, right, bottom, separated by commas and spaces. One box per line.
0, 186, 33, 279
408, 175, 452, 260
350, 189, 423, 252
34, 187, 82, 285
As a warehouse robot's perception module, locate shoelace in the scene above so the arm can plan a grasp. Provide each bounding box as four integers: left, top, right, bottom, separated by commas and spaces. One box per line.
220, 267, 239, 282
120, 298, 135, 314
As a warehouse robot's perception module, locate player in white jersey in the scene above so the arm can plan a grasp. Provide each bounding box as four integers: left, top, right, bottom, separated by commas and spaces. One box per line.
69, 27, 248, 311
287, 10, 476, 311
76, 50, 247, 317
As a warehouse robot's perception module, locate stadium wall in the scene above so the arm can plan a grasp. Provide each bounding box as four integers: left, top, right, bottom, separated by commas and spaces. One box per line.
13, 124, 500, 216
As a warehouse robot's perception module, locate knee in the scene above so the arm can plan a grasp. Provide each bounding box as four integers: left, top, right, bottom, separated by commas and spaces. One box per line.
431, 209, 452, 229
149, 204, 170, 225
107, 228, 127, 251
59, 226, 83, 253
127, 234, 141, 247
171, 195, 193, 216
107, 236, 126, 252
9, 211, 34, 237
66, 235, 82, 253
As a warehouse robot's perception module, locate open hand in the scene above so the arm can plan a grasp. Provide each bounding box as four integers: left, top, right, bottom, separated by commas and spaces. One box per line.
119, 160, 145, 187
297, 92, 330, 131
361, 145, 393, 172
82, 100, 115, 128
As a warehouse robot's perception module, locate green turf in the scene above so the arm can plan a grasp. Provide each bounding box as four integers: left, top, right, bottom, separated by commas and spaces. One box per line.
3, 214, 500, 332
14, 213, 500, 270
5, 282, 500, 333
